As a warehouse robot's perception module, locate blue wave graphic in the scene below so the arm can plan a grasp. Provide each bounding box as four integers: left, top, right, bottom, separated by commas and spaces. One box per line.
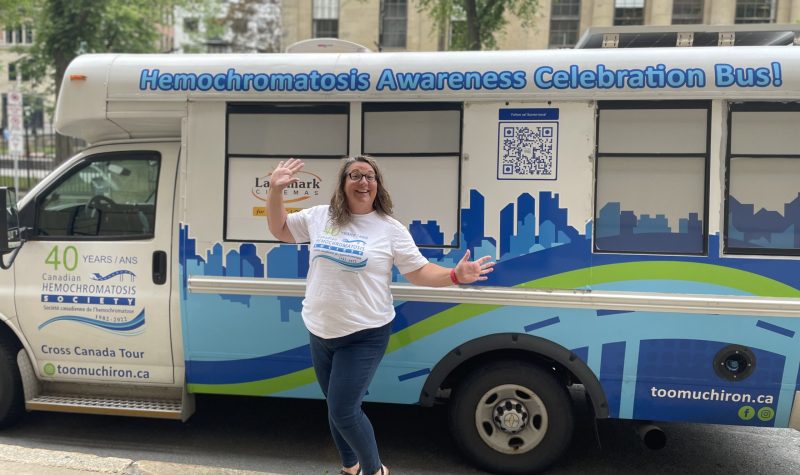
188, 345, 312, 384
91, 270, 136, 281
38, 309, 145, 333
312, 254, 368, 269
342, 239, 367, 244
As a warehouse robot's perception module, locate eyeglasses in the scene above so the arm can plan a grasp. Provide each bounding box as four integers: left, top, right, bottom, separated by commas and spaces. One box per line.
348, 171, 376, 182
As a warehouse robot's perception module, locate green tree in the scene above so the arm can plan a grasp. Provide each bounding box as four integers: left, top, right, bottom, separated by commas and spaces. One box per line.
416, 0, 540, 51
0, 0, 198, 162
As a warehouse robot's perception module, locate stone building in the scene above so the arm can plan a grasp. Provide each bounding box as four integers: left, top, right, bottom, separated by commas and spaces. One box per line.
282, 0, 800, 51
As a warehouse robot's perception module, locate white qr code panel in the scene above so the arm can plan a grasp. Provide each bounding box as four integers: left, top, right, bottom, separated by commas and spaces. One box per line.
497, 122, 558, 180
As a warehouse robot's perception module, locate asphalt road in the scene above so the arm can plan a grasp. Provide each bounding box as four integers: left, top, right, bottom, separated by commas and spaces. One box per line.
0, 389, 797, 474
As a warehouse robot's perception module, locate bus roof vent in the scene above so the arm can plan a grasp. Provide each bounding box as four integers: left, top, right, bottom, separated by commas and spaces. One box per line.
286, 38, 372, 53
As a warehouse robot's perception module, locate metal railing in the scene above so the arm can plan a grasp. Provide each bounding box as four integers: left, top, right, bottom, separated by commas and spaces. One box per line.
0, 133, 85, 193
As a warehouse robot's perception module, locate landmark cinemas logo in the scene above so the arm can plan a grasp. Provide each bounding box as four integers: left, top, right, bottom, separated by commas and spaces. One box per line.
252, 171, 323, 204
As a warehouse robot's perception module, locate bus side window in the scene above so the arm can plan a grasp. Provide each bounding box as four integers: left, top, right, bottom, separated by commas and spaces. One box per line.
724, 103, 800, 256
594, 101, 709, 256
362, 102, 461, 250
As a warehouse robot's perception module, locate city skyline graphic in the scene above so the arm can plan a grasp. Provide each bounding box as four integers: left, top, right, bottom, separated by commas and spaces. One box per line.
179, 189, 800, 312
728, 193, 800, 250
180, 189, 587, 307
595, 201, 704, 254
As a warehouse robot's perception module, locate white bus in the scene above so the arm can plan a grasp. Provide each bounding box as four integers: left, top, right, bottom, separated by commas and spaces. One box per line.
1, 45, 799, 473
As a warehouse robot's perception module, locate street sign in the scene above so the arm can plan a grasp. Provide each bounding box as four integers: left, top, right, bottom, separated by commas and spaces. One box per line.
6, 91, 24, 156
6, 90, 24, 191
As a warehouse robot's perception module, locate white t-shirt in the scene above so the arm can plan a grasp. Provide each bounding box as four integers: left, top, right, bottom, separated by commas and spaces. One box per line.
286, 205, 428, 339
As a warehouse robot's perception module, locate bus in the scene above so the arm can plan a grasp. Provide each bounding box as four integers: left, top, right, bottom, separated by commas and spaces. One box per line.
0, 43, 799, 473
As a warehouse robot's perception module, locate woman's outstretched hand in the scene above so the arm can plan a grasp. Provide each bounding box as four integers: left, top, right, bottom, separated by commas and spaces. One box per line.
270, 158, 305, 191
454, 250, 495, 284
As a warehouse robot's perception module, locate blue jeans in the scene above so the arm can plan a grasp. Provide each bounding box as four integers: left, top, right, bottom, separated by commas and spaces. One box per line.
309, 322, 391, 475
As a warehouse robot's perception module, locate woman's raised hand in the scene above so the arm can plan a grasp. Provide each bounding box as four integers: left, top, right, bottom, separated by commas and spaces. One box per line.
270, 158, 305, 190
454, 249, 495, 284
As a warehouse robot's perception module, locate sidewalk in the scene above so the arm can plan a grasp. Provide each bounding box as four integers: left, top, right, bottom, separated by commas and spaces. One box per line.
0, 443, 286, 475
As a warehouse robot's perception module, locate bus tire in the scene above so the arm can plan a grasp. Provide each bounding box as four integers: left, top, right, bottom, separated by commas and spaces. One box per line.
0, 337, 24, 428
449, 360, 573, 474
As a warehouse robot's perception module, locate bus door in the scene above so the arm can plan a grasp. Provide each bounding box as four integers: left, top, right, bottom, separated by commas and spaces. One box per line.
14, 142, 179, 385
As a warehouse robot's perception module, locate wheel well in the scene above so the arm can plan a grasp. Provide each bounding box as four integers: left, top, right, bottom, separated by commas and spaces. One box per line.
440, 349, 571, 390
419, 333, 609, 418
0, 321, 22, 352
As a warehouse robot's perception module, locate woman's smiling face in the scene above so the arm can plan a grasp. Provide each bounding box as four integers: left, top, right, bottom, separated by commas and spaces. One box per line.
344, 161, 378, 214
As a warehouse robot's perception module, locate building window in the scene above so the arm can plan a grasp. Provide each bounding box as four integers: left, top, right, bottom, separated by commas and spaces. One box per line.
183, 17, 199, 33
549, 0, 581, 48
735, 0, 773, 23
4, 24, 33, 44
380, 0, 407, 48
313, 0, 339, 38
206, 40, 231, 54
7, 62, 28, 82
231, 18, 248, 34
614, 0, 645, 26
672, 0, 704, 24
447, 5, 467, 50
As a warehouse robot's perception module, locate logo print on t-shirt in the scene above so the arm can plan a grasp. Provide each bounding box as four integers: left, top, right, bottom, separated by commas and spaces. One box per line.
312, 233, 368, 269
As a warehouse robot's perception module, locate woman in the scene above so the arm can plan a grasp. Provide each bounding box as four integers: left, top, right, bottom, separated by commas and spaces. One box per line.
267, 156, 494, 475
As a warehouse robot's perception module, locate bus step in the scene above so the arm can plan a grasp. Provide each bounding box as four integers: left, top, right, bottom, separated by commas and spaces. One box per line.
26, 394, 184, 420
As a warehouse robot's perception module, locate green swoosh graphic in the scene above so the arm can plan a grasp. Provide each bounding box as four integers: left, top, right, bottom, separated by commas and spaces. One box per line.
188, 368, 318, 395
521, 262, 800, 298
188, 262, 799, 396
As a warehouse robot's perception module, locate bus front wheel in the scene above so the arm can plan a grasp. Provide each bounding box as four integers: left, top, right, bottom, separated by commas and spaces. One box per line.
449, 360, 574, 474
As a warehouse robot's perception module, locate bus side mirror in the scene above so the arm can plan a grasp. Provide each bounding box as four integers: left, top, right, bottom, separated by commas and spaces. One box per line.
0, 187, 22, 269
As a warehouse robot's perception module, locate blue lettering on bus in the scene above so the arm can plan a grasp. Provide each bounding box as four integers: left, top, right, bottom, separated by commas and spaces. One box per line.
137, 63, 782, 93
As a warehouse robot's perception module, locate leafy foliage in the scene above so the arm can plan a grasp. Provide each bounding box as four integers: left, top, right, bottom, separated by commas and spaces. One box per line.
176, 0, 280, 54
224, 0, 282, 53
2, 0, 185, 94
416, 0, 540, 50
0, 0, 202, 161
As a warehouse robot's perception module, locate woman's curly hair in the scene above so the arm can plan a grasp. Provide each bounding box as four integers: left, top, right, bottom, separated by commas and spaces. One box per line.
328, 155, 393, 229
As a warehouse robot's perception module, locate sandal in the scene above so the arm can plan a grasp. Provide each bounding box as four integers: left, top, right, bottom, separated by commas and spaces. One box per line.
340, 464, 386, 475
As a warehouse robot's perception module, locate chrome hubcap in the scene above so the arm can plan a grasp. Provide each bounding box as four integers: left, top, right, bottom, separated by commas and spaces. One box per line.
474, 384, 548, 454
494, 397, 529, 434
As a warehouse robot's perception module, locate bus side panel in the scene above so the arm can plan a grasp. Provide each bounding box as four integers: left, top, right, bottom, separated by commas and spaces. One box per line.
179, 207, 800, 427
180, 101, 315, 398
459, 101, 596, 291
177, 98, 800, 430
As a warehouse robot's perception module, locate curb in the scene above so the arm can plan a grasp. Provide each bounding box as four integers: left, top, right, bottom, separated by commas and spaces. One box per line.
0, 443, 285, 474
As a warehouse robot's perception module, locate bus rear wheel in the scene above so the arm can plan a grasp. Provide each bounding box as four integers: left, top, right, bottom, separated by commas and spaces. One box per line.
449, 360, 574, 474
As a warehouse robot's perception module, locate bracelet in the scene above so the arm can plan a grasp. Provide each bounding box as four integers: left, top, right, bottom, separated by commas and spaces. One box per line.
450, 268, 461, 285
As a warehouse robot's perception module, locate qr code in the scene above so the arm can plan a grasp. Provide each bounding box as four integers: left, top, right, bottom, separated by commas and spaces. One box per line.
497, 122, 558, 180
